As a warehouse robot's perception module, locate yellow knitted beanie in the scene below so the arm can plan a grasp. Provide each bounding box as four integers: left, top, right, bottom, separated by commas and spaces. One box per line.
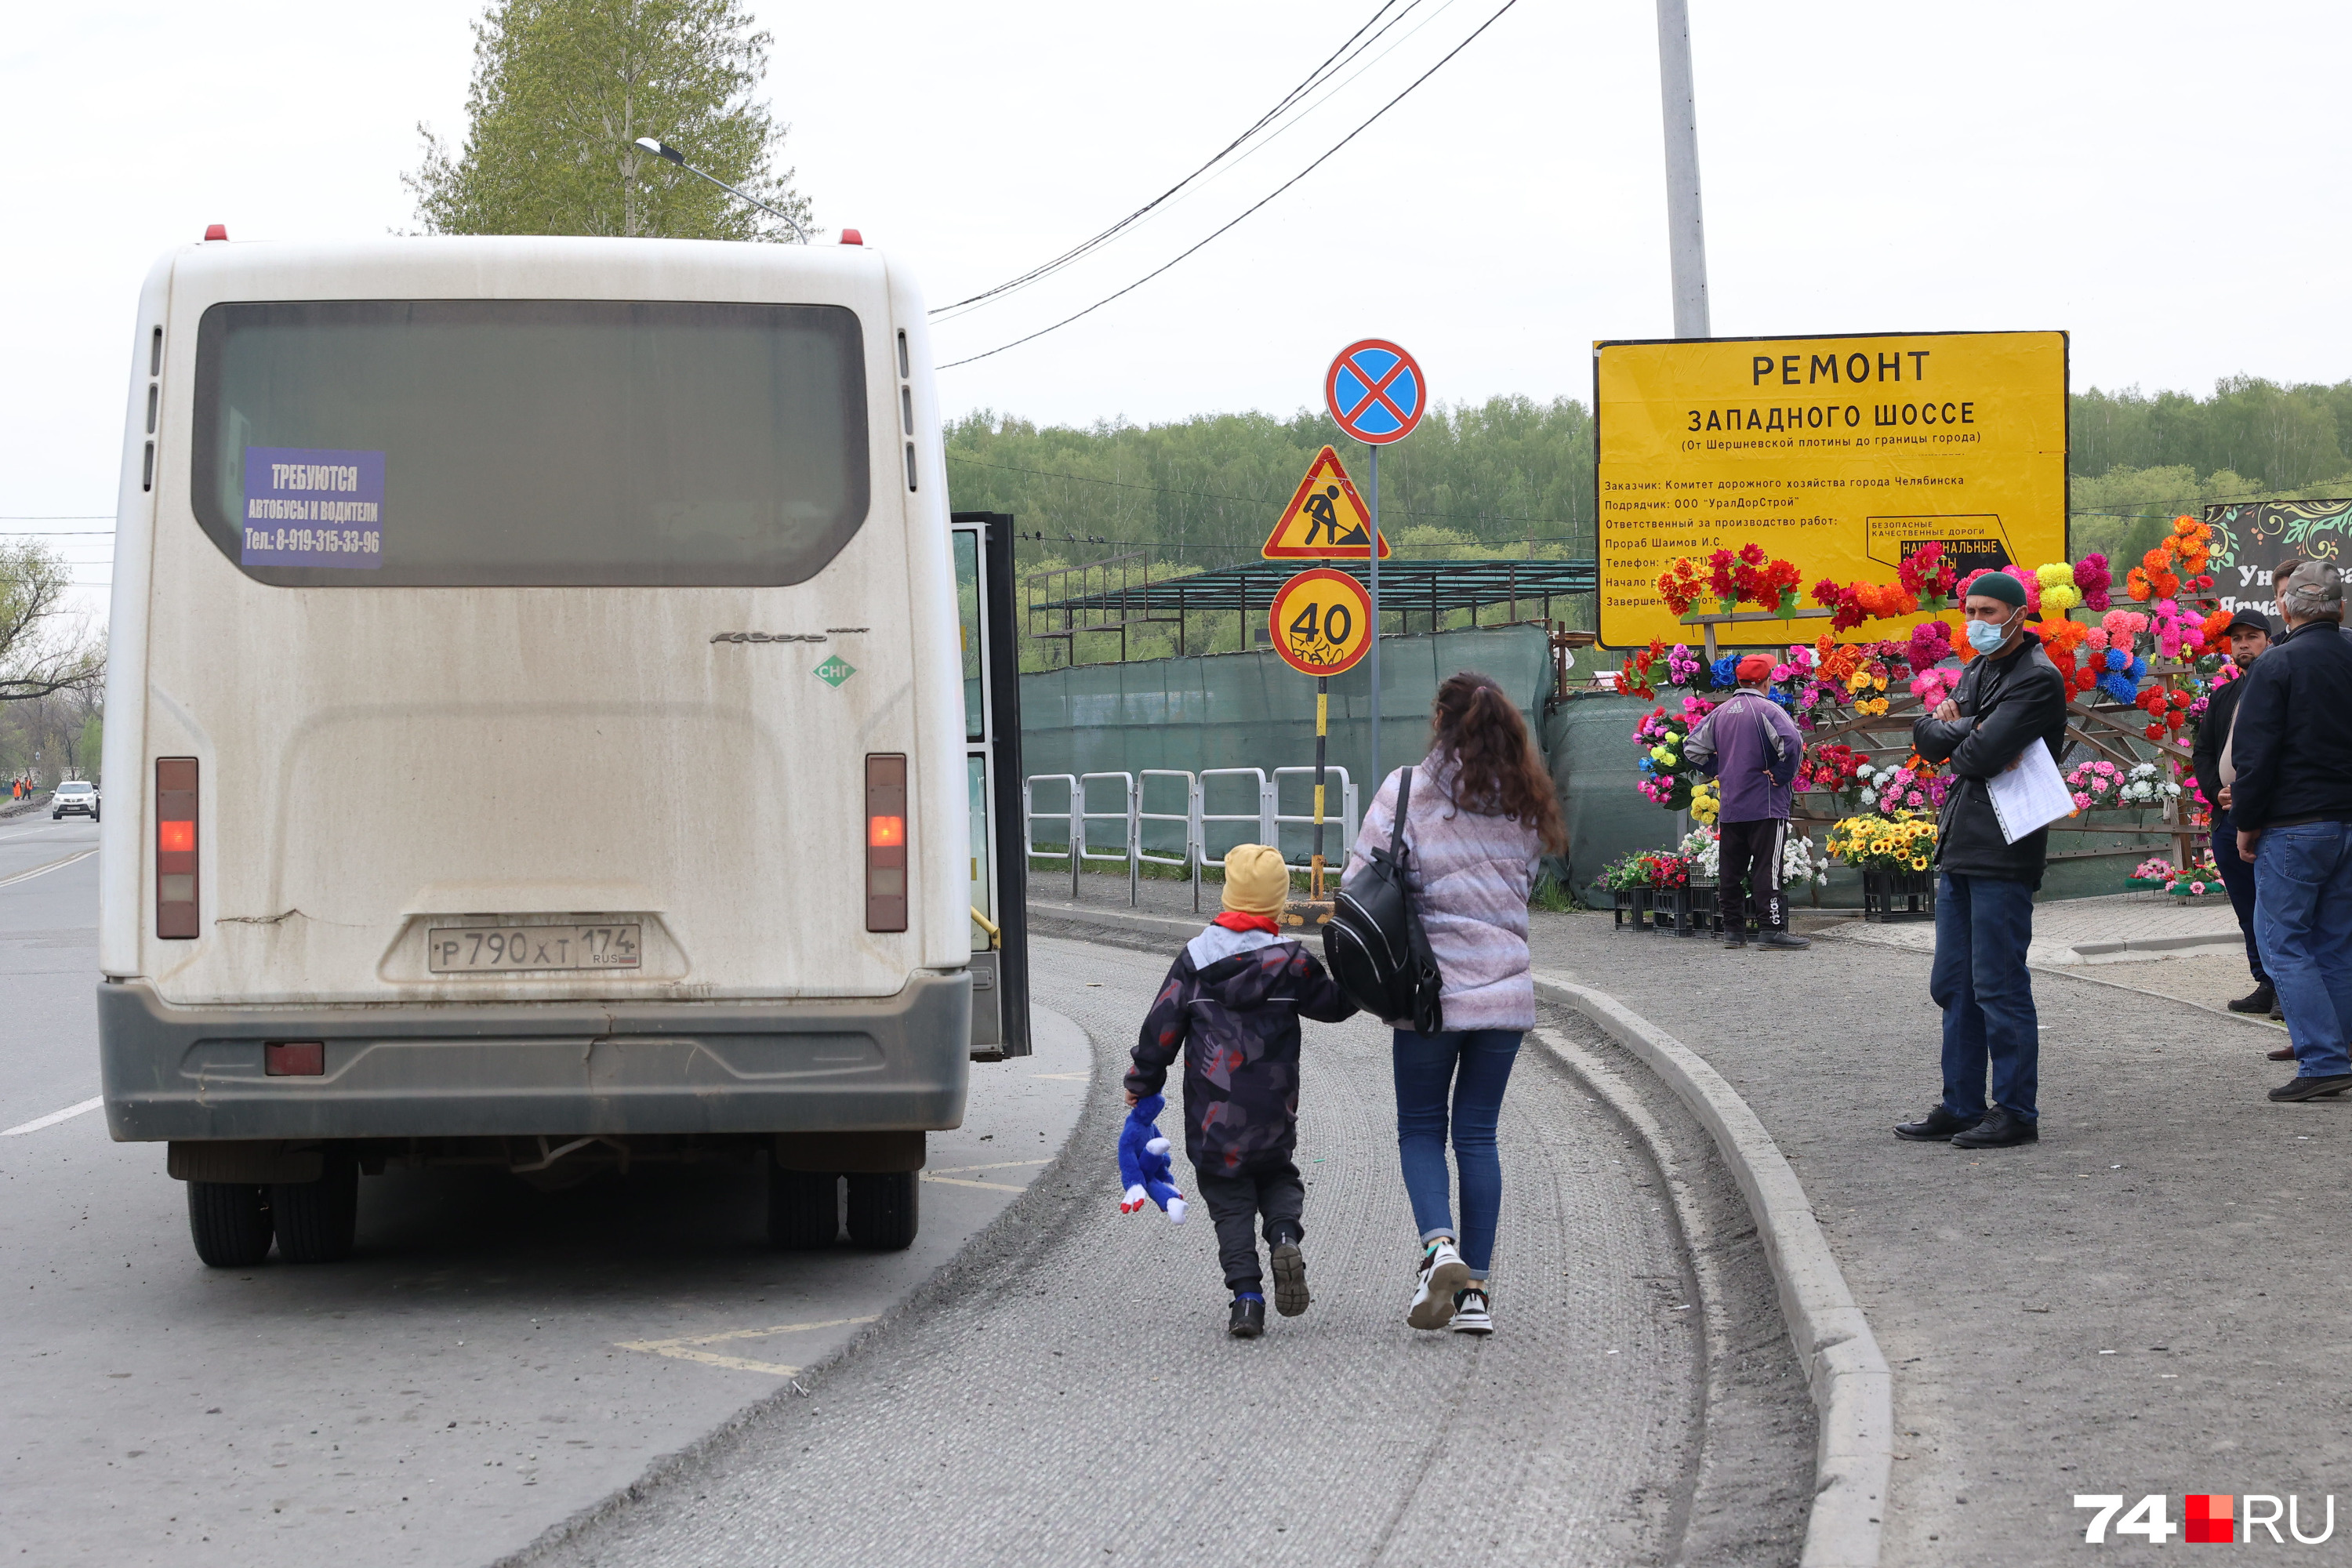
1221, 844, 1290, 916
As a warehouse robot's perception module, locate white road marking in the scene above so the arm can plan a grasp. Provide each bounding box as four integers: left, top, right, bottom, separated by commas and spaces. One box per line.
0, 848, 97, 888
0, 820, 74, 841
2, 1096, 103, 1138
615, 1314, 882, 1377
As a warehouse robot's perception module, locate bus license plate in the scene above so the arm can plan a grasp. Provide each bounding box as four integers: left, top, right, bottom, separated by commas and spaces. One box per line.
426, 924, 641, 973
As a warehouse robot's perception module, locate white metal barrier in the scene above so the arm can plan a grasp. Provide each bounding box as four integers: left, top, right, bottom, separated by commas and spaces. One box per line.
1022, 773, 1080, 900
1025, 765, 1361, 909
1272, 765, 1358, 883
1078, 771, 1139, 905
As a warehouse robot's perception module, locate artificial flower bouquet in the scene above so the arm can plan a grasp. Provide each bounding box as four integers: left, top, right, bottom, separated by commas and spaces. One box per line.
2064, 759, 2181, 814
1826, 812, 1938, 875
2163, 850, 2223, 897
1854, 755, 1948, 817
2126, 855, 2176, 889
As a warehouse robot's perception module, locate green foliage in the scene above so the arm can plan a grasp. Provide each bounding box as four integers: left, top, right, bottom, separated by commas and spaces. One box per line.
2073, 376, 2352, 489
946, 396, 1598, 667
406, 0, 812, 241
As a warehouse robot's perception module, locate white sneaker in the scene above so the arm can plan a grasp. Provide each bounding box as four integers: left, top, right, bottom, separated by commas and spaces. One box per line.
1450, 1286, 1493, 1335
1407, 1239, 1472, 1330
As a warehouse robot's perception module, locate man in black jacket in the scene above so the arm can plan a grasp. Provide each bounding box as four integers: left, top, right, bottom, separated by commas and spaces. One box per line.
1895, 571, 2068, 1149
2191, 608, 2278, 1017
2229, 561, 2352, 1102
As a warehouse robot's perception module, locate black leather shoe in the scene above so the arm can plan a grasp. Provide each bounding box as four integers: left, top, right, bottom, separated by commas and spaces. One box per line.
1758, 931, 1810, 949
2269, 1073, 2352, 1102
1894, 1106, 1983, 1142
1951, 1108, 2039, 1148
2229, 982, 2277, 1014
1228, 1298, 1265, 1338
1722, 931, 1748, 948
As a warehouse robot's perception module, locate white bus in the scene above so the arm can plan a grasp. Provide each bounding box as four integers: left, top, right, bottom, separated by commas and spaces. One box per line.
98, 232, 1017, 1267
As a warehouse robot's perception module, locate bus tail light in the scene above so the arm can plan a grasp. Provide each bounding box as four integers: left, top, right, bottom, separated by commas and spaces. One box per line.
866, 754, 907, 932
156, 758, 199, 939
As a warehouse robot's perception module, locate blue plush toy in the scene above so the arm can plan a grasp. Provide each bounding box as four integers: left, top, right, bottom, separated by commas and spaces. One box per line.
1118, 1093, 1188, 1223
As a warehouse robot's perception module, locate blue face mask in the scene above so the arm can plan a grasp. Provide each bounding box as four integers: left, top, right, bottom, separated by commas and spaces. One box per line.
1965, 614, 2013, 655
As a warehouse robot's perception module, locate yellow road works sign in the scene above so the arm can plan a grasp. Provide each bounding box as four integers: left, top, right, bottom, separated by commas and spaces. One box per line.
1263, 445, 1391, 559
1594, 330, 2067, 648
1268, 568, 1374, 677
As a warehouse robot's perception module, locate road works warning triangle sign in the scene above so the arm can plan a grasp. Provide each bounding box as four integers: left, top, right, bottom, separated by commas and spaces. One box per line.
1261, 445, 1391, 559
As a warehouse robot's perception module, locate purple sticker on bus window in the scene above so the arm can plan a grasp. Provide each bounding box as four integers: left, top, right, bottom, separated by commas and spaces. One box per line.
241, 447, 384, 568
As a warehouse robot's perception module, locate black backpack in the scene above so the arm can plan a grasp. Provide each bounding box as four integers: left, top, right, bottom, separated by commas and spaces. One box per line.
1324, 766, 1446, 1033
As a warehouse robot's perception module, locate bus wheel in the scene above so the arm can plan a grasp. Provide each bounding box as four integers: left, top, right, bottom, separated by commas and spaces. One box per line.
845, 1170, 919, 1250
187, 1181, 273, 1268
270, 1150, 359, 1263
768, 1167, 840, 1250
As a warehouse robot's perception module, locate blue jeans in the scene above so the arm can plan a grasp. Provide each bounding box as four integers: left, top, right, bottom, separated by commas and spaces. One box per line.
1392, 1029, 1522, 1275
2252, 822, 2352, 1079
1929, 873, 2039, 1121
2212, 809, 2268, 986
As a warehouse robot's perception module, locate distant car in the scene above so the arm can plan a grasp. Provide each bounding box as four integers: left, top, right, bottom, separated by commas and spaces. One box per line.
52, 780, 98, 822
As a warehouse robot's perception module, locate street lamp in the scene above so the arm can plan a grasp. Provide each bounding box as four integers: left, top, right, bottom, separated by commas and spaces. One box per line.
631, 137, 810, 244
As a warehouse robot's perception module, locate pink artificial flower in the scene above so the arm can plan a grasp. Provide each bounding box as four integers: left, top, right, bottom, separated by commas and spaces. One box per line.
2190, 881, 2206, 895
2071, 791, 2091, 810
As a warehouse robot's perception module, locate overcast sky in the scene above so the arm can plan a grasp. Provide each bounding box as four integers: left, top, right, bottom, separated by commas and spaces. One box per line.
5, 0, 2349, 614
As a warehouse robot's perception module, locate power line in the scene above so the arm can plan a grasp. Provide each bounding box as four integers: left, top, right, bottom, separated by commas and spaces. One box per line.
928, 0, 1418, 321
937, 0, 1523, 371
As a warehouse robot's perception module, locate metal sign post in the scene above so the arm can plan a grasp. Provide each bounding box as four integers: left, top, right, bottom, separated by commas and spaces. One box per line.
1267, 568, 1375, 925
1326, 339, 1427, 799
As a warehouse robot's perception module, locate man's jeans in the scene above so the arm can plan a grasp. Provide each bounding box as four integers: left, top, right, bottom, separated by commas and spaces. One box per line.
1392, 1028, 1523, 1275
2212, 808, 2268, 986
1929, 873, 2039, 1121
2252, 822, 2352, 1079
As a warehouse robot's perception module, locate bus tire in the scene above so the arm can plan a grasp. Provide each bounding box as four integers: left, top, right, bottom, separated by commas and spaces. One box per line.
187, 1181, 274, 1268
844, 1170, 919, 1250
269, 1150, 359, 1263
768, 1167, 840, 1250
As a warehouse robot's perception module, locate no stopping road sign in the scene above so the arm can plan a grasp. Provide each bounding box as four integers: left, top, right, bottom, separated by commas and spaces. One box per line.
1326, 339, 1426, 445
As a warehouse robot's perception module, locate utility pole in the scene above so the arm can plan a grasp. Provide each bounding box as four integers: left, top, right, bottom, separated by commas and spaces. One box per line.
1655, 0, 1711, 338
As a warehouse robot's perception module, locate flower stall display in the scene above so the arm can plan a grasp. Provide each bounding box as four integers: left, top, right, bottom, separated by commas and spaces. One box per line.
1797, 742, 1864, 806
1826, 813, 1938, 874
2127, 855, 2176, 890
1784, 831, 1831, 888
1632, 702, 1713, 811
1854, 754, 1948, 817
2162, 850, 2222, 896
2063, 759, 2180, 814
1679, 826, 1721, 882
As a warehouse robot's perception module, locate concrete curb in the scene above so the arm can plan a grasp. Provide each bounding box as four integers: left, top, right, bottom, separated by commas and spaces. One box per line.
2067, 931, 2244, 963
1532, 972, 1890, 1568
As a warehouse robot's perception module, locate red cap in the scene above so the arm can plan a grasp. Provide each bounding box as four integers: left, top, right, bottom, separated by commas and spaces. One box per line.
203, 223, 228, 241
838, 228, 863, 245
1737, 654, 1775, 683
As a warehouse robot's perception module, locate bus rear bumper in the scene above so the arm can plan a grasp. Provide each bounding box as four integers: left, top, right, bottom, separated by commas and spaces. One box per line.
97, 972, 971, 1143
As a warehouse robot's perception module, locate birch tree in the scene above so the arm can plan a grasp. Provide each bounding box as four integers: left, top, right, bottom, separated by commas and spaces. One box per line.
405, 0, 815, 242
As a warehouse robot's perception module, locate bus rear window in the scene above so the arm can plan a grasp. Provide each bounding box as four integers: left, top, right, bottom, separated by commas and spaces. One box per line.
190, 299, 869, 586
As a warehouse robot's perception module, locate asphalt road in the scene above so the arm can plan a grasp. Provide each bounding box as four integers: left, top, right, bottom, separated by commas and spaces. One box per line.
0, 816, 1088, 1567
2, 832, 1810, 1566
524, 932, 1813, 1568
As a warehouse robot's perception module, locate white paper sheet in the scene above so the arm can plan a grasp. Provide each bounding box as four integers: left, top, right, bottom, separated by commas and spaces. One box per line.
1987, 740, 2074, 844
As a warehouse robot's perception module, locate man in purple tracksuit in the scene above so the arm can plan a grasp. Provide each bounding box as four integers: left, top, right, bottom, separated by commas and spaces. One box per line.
1686, 653, 1809, 950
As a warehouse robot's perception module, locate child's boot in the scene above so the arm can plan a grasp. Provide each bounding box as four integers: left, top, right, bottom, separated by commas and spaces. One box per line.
1269, 1231, 1310, 1317
1228, 1292, 1265, 1338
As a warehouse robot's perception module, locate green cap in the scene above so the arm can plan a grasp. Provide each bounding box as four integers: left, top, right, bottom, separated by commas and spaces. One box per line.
1966, 571, 2027, 608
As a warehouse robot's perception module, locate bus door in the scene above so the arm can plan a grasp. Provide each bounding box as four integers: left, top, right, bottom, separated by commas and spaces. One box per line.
952, 513, 1031, 1059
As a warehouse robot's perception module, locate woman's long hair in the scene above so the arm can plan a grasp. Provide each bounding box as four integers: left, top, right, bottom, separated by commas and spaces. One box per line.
1426, 671, 1567, 855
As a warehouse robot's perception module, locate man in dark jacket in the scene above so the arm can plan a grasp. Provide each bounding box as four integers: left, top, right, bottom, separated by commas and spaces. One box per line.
2190, 608, 2277, 1016
1896, 571, 2068, 1149
1687, 653, 1808, 949
1129, 844, 1356, 1337
2228, 561, 2352, 1102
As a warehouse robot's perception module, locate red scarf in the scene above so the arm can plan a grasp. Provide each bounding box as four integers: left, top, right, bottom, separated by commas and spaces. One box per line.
1213, 911, 1281, 934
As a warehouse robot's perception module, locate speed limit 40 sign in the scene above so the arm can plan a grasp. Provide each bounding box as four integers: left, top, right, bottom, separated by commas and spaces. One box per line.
1268, 568, 1374, 677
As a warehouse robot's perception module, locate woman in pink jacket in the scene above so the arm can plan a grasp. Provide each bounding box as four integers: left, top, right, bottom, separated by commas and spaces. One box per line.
1346, 671, 1567, 1336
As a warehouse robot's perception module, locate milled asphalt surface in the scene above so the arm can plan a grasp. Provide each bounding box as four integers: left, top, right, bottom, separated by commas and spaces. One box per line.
1526, 903, 2350, 1565
524, 931, 1817, 1568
